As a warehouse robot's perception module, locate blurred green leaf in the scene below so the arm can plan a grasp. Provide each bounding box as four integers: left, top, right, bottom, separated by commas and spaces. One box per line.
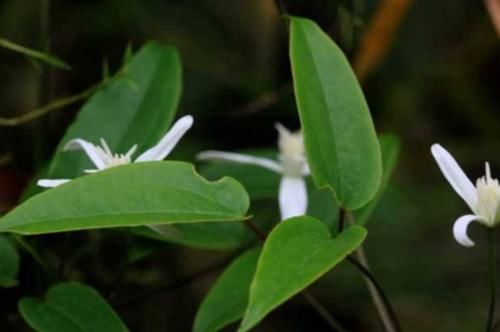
239, 217, 366, 332
131, 222, 252, 251
48, 41, 182, 179
0, 162, 249, 235
0, 38, 71, 70
354, 134, 400, 225
19, 282, 128, 332
0, 235, 19, 288
289, 16, 382, 210
194, 247, 261, 332
199, 149, 280, 200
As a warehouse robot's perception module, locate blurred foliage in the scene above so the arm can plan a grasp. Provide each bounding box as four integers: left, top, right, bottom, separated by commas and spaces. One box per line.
0, 0, 499, 331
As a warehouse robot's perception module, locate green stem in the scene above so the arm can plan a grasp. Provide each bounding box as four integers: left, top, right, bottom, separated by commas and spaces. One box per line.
344, 212, 402, 332
486, 229, 496, 332
337, 208, 346, 234
11, 234, 52, 275
347, 256, 402, 332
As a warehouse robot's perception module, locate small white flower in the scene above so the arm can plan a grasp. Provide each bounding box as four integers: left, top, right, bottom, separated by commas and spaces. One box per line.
431, 143, 500, 247
38, 115, 194, 188
197, 123, 309, 221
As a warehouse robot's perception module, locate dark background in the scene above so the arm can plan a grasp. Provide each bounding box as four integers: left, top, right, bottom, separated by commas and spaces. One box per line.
0, 0, 499, 331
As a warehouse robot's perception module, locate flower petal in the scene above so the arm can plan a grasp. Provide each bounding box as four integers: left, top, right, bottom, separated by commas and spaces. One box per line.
279, 176, 307, 220
302, 162, 311, 176
197, 151, 283, 173
64, 139, 107, 170
135, 115, 194, 162
37, 179, 71, 188
453, 214, 484, 247
431, 144, 477, 210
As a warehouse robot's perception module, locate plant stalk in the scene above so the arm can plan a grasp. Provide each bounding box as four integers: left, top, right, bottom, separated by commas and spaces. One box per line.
486, 228, 497, 332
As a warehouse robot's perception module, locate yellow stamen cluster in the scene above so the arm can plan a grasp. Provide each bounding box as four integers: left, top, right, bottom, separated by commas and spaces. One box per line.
474, 162, 500, 226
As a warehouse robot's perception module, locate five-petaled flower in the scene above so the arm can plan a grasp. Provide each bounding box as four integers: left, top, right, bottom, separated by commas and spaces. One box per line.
197, 123, 309, 220
38, 115, 194, 188
431, 143, 500, 247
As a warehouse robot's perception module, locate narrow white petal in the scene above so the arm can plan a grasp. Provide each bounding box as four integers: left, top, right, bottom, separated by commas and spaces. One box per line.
64, 139, 107, 170
453, 214, 484, 247
279, 176, 308, 220
431, 144, 477, 210
135, 115, 194, 162
197, 151, 283, 173
37, 179, 71, 188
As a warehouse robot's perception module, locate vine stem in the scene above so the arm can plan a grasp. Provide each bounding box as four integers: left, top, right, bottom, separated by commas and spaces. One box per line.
486, 228, 497, 332
342, 212, 402, 332
242, 219, 349, 332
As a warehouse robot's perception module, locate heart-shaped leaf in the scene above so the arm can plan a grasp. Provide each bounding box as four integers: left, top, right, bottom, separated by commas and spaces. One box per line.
48, 41, 182, 179
0, 162, 249, 234
19, 282, 128, 332
239, 217, 366, 332
0, 235, 19, 288
194, 247, 261, 332
290, 16, 382, 210
354, 134, 400, 225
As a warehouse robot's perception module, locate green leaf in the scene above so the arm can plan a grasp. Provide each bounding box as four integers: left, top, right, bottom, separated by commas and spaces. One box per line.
239, 217, 366, 332
289, 16, 382, 210
194, 248, 261, 332
48, 41, 182, 179
19, 282, 128, 332
0, 38, 71, 70
0, 235, 20, 287
353, 134, 400, 225
0, 162, 249, 235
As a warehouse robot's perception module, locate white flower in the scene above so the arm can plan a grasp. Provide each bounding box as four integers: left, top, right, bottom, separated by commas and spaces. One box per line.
197, 123, 309, 220
431, 143, 500, 247
38, 115, 194, 188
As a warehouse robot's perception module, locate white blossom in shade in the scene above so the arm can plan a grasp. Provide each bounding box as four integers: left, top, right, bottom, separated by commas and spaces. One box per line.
37, 115, 194, 188
197, 123, 309, 221
431, 143, 500, 247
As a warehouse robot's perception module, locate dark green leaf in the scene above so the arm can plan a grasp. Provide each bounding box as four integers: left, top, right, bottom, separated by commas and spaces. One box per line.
19, 282, 128, 332
289, 16, 382, 210
194, 248, 261, 332
0, 235, 19, 288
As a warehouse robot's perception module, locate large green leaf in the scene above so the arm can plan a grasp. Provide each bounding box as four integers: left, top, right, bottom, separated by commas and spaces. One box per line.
239, 217, 366, 332
354, 134, 400, 225
19, 282, 128, 332
0, 162, 249, 234
49, 41, 182, 179
0, 235, 19, 287
194, 248, 261, 332
289, 16, 382, 210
